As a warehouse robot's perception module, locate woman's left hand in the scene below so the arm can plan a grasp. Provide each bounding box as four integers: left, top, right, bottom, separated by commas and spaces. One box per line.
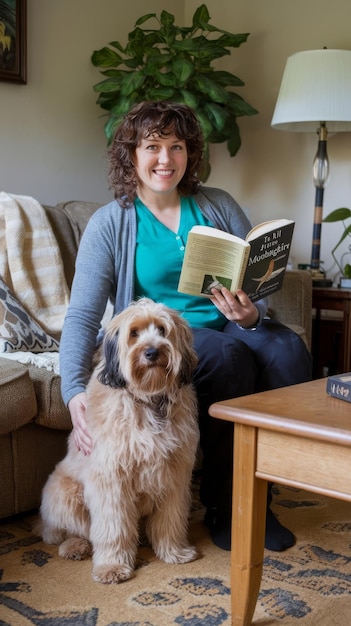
210, 287, 259, 328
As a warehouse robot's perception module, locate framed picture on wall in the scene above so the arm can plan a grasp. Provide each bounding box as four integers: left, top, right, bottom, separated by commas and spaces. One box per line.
0, 0, 26, 84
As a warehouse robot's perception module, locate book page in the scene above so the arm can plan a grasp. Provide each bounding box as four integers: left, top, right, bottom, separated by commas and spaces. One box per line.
189, 225, 244, 244
246, 219, 293, 241
178, 231, 249, 296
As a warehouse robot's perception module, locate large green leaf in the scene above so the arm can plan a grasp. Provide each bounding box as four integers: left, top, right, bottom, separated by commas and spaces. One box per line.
154, 71, 176, 87
132, 30, 163, 51
110, 97, 135, 117
109, 41, 125, 53
96, 95, 117, 111
104, 115, 124, 144
331, 224, 351, 255
178, 90, 199, 109
172, 37, 230, 61
192, 3, 248, 45
144, 53, 173, 75
120, 72, 145, 96
227, 122, 241, 156
196, 107, 215, 140
124, 57, 142, 70
203, 102, 229, 132
91, 47, 123, 68
212, 70, 244, 87
160, 10, 175, 28
135, 13, 156, 26
192, 4, 210, 29
216, 33, 249, 48
171, 58, 194, 84
227, 92, 258, 116
99, 69, 124, 78
323, 208, 351, 222
146, 86, 176, 100
93, 77, 123, 93
193, 74, 229, 103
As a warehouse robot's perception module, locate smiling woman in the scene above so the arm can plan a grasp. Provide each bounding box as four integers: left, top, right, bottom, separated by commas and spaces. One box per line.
59, 100, 312, 555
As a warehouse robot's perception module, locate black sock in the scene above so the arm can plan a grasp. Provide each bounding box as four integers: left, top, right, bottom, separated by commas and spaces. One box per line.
204, 506, 295, 552
265, 508, 295, 551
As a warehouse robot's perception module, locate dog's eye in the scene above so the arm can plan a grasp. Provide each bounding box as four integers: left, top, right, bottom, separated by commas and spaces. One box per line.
130, 329, 139, 338
158, 325, 165, 336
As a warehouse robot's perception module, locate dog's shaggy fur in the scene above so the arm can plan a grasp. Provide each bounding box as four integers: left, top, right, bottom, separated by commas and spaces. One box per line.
39, 298, 200, 583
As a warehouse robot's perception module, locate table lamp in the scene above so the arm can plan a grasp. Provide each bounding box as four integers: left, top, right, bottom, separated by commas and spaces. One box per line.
271, 49, 351, 285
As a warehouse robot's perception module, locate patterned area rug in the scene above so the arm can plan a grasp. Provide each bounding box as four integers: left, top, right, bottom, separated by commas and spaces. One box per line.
1, 481, 351, 626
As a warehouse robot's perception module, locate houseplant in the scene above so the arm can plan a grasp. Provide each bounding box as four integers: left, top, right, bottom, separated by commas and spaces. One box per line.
323, 207, 351, 281
91, 4, 257, 179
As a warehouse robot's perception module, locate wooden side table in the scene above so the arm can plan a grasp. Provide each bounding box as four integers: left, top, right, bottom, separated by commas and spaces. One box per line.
313, 286, 351, 374
209, 379, 351, 626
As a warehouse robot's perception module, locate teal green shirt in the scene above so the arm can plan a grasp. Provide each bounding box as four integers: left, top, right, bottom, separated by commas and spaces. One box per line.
134, 196, 227, 329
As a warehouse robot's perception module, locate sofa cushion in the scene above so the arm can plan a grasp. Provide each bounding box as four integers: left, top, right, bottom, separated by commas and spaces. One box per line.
0, 358, 37, 434
27, 364, 72, 430
0, 278, 59, 353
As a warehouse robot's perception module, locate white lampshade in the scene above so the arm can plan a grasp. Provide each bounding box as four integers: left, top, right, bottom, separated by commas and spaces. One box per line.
271, 49, 351, 132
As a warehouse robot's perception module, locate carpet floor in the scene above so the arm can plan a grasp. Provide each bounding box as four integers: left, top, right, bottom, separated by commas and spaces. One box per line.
1, 481, 351, 625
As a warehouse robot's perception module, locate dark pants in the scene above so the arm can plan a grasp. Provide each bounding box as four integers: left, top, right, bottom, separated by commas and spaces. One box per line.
192, 319, 312, 510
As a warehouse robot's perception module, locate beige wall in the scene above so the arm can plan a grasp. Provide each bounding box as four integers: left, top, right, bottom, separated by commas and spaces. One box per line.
1, 0, 351, 280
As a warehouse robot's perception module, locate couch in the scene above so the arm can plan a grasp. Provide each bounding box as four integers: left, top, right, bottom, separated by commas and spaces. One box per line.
0, 200, 312, 520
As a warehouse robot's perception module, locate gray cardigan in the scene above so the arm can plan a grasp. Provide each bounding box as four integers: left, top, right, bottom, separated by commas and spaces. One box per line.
60, 186, 267, 405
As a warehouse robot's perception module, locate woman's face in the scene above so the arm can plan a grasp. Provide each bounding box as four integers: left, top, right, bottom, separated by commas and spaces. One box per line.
134, 132, 188, 197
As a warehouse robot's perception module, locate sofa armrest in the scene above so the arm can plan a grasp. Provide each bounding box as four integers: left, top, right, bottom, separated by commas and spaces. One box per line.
267, 270, 312, 350
44, 201, 101, 289
0, 359, 37, 435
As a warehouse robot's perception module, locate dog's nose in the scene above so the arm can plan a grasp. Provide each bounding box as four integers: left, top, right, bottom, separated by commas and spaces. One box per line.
144, 347, 159, 362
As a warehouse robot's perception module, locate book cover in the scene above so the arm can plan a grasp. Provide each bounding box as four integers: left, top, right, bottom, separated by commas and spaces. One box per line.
177, 219, 294, 301
242, 220, 295, 302
326, 372, 351, 403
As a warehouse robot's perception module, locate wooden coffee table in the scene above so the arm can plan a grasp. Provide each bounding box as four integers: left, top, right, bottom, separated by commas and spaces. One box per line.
209, 378, 351, 626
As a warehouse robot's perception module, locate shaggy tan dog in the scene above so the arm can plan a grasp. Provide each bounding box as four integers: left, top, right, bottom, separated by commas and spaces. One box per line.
39, 298, 200, 583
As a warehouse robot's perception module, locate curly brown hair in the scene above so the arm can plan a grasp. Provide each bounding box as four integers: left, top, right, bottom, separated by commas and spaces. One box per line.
108, 101, 205, 207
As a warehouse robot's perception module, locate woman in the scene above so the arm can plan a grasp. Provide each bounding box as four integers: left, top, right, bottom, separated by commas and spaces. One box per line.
60, 101, 312, 552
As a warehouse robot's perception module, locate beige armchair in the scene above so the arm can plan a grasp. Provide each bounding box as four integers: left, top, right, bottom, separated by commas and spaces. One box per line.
268, 270, 312, 350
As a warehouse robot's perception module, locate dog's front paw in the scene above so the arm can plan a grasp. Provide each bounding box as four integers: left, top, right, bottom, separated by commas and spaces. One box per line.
161, 544, 199, 564
92, 564, 134, 584
59, 537, 92, 560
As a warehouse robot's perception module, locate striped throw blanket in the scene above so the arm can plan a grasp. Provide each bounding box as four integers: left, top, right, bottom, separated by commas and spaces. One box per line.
0, 192, 70, 338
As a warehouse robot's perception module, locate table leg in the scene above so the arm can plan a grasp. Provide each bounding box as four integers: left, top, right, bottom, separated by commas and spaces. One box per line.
231, 424, 267, 626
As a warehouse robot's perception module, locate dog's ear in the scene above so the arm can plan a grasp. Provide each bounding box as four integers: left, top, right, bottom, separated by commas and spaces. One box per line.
172, 313, 198, 386
179, 352, 197, 386
97, 331, 126, 388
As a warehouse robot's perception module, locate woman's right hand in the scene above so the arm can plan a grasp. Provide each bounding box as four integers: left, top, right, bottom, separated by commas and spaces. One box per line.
68, 392, 92, 455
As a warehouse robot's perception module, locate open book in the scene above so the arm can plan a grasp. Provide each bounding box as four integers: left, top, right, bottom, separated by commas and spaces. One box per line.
177, 219, 295, 302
